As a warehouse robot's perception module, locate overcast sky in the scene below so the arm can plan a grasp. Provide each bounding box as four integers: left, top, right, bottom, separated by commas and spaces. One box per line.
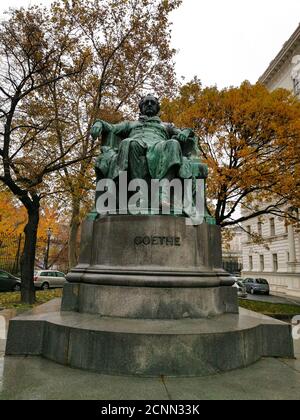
171, 0, 300, 88
1, 0, 300, 88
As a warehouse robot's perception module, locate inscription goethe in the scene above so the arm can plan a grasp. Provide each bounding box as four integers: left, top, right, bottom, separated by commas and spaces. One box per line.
134, 236, 181, 246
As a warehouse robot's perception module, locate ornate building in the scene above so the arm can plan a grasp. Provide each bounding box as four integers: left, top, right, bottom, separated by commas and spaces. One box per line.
241, 24, 300, 298
259, 24, 300, 95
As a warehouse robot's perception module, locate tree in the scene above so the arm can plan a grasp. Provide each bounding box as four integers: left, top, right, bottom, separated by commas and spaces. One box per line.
0, 189, 27, 237
44, 0, 181, 267
161, 80, 300, 226
0, 6, 89, 303
0, 0, 182, 302
0, 188, 68, 273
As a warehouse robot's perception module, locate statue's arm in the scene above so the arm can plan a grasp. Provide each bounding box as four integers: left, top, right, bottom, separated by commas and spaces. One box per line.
91, 120, 130, 140
167, 124, 195, 143
166, 124, 200, 157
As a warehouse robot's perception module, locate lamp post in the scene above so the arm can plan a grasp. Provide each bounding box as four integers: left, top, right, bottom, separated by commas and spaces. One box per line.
44, 228, 52, 269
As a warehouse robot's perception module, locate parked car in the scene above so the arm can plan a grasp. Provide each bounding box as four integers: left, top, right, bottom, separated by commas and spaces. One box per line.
0, 269, 21, 292
243, 278, 270, 295
232, 280, 247, 298
34, 270, 66, 290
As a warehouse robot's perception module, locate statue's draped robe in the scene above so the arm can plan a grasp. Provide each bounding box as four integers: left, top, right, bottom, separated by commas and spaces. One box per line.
95, 116, 200, 181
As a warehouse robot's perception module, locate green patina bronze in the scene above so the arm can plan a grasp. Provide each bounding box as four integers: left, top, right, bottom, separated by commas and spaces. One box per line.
91, 94, 215, 224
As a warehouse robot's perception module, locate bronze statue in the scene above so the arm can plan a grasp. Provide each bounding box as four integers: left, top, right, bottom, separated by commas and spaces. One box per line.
91, 94, 206, 181
91, 94, 212, 219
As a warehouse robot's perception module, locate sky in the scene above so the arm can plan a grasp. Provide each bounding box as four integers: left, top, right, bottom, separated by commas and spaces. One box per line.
1, 0, 300, 89
171, 0, 300, 88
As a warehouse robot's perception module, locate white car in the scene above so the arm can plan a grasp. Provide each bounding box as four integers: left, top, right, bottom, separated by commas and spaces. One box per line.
34, 270, 66, 290
232, 280, 248, 298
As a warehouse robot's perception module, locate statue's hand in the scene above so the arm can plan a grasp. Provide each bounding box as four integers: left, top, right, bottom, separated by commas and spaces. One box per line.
175, 129, 194, 143
91, 120, 103, 140
177, 132, 188, 143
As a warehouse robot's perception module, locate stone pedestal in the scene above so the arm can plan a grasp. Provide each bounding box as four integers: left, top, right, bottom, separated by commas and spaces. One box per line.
5, 215, 295, 376
63, 215, 238, 318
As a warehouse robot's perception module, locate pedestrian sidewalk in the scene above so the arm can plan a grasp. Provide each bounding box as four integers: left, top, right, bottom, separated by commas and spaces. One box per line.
0, 309, 300, 400
272, 292, 300, 306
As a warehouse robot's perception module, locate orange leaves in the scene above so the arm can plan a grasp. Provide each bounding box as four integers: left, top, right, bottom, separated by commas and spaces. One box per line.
161, 80, 300, 226
0, 190, 27, 237
0, 189, 65, 241
37, 207, 63, 241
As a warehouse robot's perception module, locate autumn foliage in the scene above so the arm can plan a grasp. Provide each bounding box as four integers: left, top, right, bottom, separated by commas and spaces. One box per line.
0, 189, 68, 272
0, 0, 181, 302
161, 80, 300, 226
0, 190, 27, 237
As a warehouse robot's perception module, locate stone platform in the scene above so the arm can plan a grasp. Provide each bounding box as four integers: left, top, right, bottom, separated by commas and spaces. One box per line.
5, 299, 294, 377
5, 216, 295, 376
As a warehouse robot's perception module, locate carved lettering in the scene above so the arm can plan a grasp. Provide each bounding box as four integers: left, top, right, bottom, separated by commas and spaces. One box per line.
166, 237, 173, 246
134, 236, 181, 246
143, 236, 151, 245
151, 236, 159, 245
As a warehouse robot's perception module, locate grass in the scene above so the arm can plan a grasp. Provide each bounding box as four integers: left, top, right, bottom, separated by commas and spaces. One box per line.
0, 289, 62, 312
239, 299, 300, 316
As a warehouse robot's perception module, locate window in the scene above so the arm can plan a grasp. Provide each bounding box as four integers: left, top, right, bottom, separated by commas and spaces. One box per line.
293, 78, 300, 95
258, 222, 262, 236
270, 218, 275, 236
40, 272, 48, 277
287, 252, 290, 262
0, 271, 10, 279
273, 254, 278, 272
260, 255, 265, 271
246, 225, 251, 239
257, 278, 268, 285
249, 256, 253, 271
285, 221, 289, 234
56, 272, 65, 277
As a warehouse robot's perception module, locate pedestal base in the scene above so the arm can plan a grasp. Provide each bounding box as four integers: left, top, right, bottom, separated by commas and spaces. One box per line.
61, 283, 238, 319
5, 299, 294, 377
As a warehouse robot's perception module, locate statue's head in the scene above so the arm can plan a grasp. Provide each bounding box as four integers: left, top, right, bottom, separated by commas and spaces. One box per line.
139, 94, 160, 117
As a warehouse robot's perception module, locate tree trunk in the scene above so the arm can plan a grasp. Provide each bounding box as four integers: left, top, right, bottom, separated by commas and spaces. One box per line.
20, 199, 40, 304
68, 198, 81, 269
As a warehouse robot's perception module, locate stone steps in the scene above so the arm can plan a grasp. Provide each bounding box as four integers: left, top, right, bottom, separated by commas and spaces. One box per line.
5, 299, 294, 377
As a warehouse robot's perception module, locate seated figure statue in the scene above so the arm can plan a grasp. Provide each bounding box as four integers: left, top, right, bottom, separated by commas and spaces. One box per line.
91, 94, 211, 219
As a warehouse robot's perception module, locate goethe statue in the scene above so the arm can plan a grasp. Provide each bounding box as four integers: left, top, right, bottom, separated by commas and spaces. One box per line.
91, 94, 203, 184
91, 94, 212, 221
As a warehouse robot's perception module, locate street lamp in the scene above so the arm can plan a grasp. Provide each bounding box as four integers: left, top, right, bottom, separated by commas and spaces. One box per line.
44, 227, 52, 270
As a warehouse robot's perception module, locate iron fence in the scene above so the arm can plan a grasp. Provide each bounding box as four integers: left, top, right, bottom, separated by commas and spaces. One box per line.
0, 234, 69, 275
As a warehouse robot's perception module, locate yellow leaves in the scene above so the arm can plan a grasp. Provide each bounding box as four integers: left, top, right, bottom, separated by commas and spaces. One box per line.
37, 207, 61, 241
0, 189, 65, 243
0, 190, 27, 237
161, 80, 300, 224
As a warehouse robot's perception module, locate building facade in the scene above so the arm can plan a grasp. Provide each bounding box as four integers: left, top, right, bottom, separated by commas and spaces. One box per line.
242, 24, 300, 297
242, 213, 300, 297
222, 226, 243, 274
258, 24, 300, 96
